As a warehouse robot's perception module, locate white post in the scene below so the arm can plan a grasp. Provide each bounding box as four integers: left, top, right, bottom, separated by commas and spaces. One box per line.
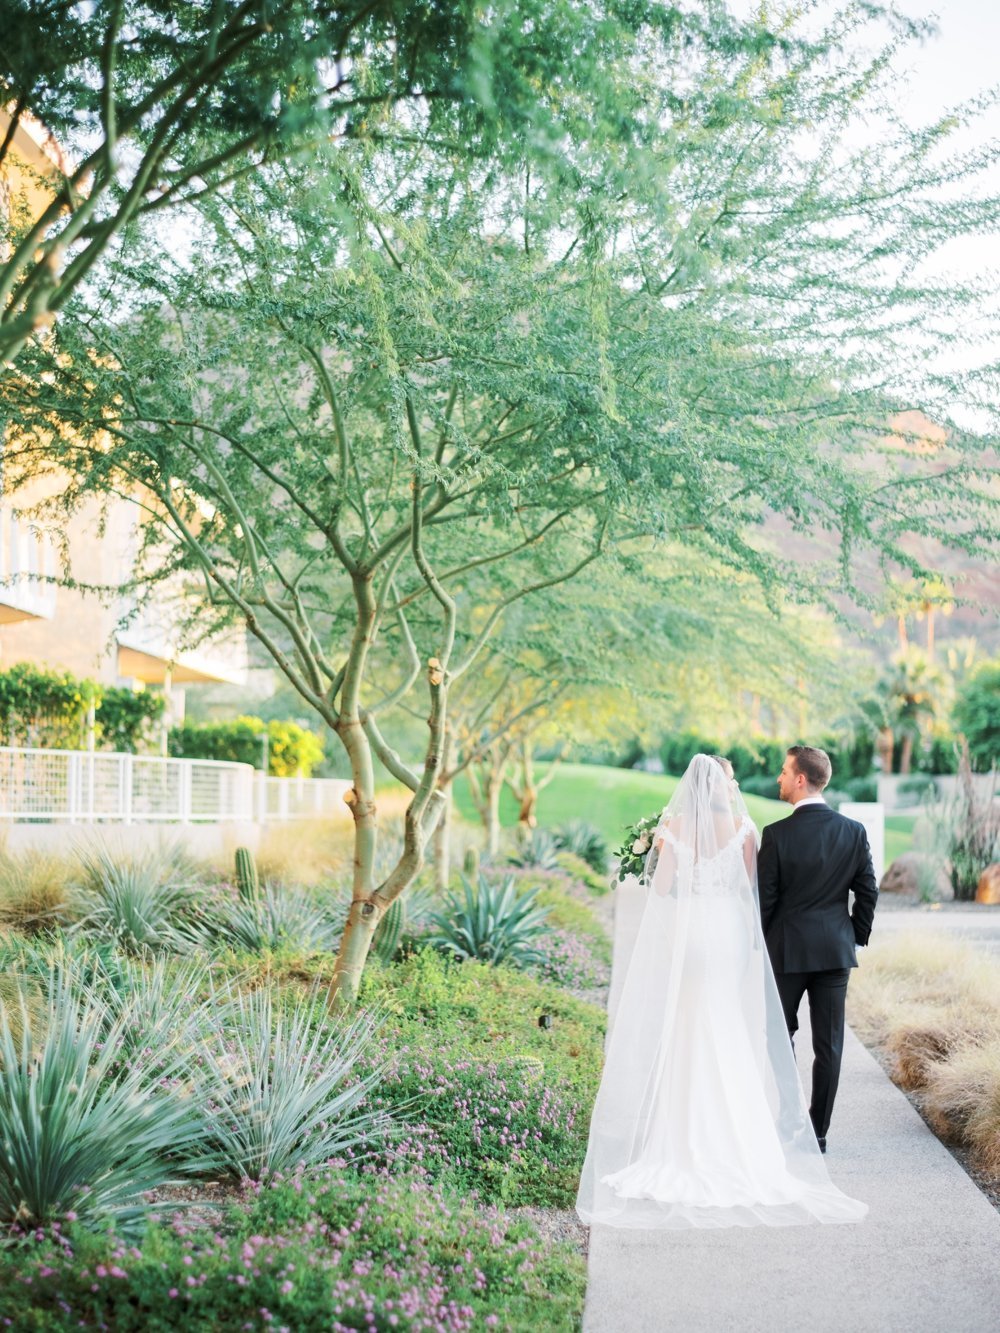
180, 758, 193, 823
122, 752, 133, 825
840, 801, 885, 883
67, 751, 79, 824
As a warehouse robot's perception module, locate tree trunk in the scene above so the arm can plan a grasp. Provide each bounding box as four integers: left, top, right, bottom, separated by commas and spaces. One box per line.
899, 732, 914, 776
517, 787, 538, 831
433, 783, 452, 892
486, 771, 503, 858
877, 727, 894, 776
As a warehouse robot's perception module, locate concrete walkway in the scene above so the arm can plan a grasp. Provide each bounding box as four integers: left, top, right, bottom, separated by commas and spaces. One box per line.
582, 883, 1000, 1332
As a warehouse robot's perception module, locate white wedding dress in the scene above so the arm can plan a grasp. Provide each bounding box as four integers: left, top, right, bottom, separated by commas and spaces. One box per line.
576, 755, 867, 1229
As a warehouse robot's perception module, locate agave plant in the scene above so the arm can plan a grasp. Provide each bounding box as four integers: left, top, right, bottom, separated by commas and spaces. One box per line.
188, 983, 390, 1180
72, 845, 208, 954
428, 874, 551, 968
507, 828, 561, 871
0, 962, 204, 1234
214, 880, 345, 954
553, 820, 610, 874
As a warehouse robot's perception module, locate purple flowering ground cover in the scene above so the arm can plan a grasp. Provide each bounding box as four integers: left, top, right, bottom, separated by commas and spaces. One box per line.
0, 1166, 584, 1330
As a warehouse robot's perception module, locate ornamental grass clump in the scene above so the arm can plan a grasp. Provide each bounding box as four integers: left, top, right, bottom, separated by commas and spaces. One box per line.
189, 984, 390, 1181
428, 874, 550, 969
72, 845, 208, 954
0, 962, 204, 1235
0, 847, 76, 932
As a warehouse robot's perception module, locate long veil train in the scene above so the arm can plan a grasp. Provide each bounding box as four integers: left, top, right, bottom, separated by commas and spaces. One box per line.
576, 754, 866, 1229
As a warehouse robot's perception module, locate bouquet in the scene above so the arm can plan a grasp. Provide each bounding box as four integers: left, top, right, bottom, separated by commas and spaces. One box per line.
613, 810, 664, 884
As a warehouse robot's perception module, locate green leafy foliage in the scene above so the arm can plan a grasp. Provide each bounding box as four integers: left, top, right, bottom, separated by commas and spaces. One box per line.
613, 811, 663, 883
429, 874, 550, 968
953, 661, 1000, 767
95, 686, 166, 753
0, 662, 98, 748
169, 716, 323, 776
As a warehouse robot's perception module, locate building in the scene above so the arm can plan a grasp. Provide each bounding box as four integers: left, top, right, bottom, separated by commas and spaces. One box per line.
0, 105, 247, 726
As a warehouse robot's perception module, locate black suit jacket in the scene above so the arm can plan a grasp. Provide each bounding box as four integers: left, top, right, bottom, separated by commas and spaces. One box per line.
757, 803, 878, 973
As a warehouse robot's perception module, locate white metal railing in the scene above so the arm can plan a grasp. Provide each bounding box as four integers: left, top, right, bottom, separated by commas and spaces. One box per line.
0, 746, 350, 824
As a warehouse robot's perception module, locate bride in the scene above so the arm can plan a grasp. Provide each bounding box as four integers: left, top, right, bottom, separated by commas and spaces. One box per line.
576, 753, 866, 1229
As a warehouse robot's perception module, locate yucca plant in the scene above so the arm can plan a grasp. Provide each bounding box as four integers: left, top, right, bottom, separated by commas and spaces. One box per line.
553, 820, 609, 875
214, 881, 345, 954
189, 984, 390, 1180
428, 874, 551, 968
507, 828, 561, 871
0, 963, 204, 1234
72, 846, 208, 953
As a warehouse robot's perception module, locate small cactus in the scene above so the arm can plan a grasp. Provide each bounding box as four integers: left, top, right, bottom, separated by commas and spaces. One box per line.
234, 846, 259, 903
372, 897, 404, 965
463, 846, 480, 880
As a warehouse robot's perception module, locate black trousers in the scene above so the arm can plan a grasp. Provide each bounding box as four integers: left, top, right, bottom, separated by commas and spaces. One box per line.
775, 967, 851, 1140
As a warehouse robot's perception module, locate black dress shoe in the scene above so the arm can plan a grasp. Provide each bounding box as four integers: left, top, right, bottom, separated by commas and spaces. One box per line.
817, 1137, 827, 1154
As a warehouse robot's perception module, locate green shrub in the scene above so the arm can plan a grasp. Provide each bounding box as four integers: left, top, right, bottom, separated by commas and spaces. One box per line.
96, 685, 166, 753
0, 662, 98, 748
169, 715, 324, 776
954, 661, 1000, 767
429, 874, 550, 968
554, 847, 610, 895
844, 775, 878, 802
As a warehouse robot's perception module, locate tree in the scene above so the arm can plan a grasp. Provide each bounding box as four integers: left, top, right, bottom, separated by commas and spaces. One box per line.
874, 647, 950, 775
953, 661, 1000, 768
6, 2, 1000, 1003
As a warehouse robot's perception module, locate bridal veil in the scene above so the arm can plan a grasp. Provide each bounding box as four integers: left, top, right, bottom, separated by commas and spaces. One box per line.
576, 754, 866, 1228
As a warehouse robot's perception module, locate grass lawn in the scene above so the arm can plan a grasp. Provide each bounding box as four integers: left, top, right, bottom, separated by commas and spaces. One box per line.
885, 813, 918, 866
454, 761, 915, 861
454, 761, 791, 847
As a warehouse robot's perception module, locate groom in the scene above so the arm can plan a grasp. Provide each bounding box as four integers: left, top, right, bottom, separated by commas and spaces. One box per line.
757, 745, 878, 1152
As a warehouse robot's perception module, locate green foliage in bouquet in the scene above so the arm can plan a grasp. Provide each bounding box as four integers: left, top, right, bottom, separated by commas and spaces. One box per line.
613, 811, 664, 884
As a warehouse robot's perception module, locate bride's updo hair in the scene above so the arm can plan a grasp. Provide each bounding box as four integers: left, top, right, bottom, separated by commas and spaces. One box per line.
709, 754, 734, 780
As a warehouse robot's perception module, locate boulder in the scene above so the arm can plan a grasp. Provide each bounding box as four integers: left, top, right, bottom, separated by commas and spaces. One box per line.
975, 863, 1000, 905
879, 852, 950, 899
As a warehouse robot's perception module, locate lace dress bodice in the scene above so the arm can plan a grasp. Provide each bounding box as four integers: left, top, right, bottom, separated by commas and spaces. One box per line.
656, 814, 757, 896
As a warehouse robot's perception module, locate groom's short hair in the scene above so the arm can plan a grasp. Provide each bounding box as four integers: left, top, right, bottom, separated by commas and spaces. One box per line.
787, 745, 832, 791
